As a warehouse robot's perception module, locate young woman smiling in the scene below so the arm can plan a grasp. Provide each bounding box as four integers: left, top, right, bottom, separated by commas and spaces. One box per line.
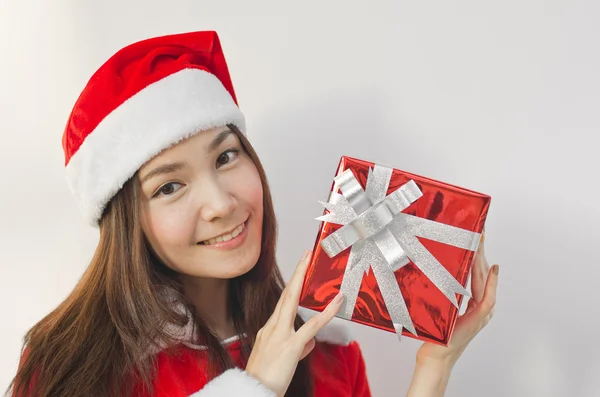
8, 30, 498, 397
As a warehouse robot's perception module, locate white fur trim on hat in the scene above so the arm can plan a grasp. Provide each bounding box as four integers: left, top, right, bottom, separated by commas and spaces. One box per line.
189, 368, 275, 397
64, 68, 246, 227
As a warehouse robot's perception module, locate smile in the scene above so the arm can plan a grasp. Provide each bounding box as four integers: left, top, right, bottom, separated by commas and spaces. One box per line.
199, 220, 248, 249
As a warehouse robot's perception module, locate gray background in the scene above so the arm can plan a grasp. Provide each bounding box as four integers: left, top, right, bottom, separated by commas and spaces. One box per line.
1, 1, 599, 396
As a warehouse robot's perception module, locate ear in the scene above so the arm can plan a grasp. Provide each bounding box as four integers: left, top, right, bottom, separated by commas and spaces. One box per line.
297, 306, 352, 346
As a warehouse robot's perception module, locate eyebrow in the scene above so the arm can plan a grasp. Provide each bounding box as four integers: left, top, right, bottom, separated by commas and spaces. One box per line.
140, 162, 186, 184
140, 129, 234, 185
208, 129, 233, 153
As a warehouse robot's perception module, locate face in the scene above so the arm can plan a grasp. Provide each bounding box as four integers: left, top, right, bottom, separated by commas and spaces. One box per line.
138, 126, 263, 280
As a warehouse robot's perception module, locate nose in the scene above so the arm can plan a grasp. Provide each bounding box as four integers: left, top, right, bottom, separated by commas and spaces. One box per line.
197, 176, 237, 222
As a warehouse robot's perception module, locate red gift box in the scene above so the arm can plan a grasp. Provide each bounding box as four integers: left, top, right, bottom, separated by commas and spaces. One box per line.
299, 156, 491, 346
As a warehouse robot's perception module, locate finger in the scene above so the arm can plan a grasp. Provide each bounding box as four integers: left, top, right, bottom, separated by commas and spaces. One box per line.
295, 292, 344, 344
470, 262, 488, 303
477, 233, 489, 270
476, 249, 490, 274
278, 250, 313, 326
266, 250, 311, 327
456, 264, 499, 337
476, 264, 499, 321
471, 233, 490, 302
299, 337, 316, 361
265, 288, 286, 328
473, 230, 485, 262
465, 296, 477, 314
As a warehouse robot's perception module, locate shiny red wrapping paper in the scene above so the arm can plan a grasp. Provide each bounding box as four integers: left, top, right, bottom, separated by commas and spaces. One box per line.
299, 156, 491, 346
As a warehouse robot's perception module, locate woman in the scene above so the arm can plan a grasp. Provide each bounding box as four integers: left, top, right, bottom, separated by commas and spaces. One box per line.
8, 30, 498, 397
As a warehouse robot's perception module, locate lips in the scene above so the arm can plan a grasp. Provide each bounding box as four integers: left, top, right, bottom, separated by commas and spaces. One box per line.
199, 221, 246, 245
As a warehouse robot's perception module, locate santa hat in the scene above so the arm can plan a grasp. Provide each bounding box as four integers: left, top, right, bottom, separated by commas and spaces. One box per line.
62, 31, 246, 226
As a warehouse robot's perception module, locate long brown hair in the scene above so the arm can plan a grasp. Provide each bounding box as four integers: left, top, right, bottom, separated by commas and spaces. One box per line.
7, 125, 313, 396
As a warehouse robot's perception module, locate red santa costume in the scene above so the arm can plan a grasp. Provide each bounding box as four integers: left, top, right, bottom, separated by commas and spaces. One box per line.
57, 30, 373, 396
128, 307, 371, 396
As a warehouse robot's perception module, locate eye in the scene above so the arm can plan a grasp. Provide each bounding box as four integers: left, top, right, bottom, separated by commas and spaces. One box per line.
153, 182, 183, 198
216, 148, 240, 168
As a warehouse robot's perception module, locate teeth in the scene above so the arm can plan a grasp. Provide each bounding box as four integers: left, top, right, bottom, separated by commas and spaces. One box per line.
202, 223, 244, 245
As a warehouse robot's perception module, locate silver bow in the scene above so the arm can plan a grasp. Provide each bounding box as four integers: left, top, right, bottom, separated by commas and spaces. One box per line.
317, 164, 481, 340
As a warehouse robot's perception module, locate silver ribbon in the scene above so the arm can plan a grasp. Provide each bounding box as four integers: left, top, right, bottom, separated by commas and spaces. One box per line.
317, 165, 481, 340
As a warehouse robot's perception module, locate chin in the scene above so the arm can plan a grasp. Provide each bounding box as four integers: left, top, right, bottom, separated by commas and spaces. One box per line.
215, 261, 257, 279
172, 216, 263, 280
178, 257, 257, 279
193, 241, 262, 280
218, 218, 262, 279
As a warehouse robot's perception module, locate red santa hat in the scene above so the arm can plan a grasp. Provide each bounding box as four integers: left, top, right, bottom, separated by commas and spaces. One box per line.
62, 31, 245, 226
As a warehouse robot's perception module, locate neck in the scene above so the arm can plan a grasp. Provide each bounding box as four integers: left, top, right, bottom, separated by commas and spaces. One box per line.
179, 276, 237, 341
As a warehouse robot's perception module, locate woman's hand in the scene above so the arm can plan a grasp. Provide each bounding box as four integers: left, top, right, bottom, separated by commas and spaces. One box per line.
416, 232, 499, 366
245, 250, 345, 397
407, 232, 499, 396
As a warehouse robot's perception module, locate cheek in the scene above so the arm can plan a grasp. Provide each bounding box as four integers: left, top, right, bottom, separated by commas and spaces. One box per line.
238, 166, 264, 216
144, 205, 196, 252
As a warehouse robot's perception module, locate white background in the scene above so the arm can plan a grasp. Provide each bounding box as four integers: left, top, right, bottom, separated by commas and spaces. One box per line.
1, 1, 599, 396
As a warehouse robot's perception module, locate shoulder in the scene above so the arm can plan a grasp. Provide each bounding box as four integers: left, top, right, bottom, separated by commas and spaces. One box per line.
310, 338, 371, 396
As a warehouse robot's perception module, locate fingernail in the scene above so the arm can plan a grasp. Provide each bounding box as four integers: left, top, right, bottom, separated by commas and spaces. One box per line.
493, 264, 499, 275
302, 250, 311, 261
333, 292, 345, 304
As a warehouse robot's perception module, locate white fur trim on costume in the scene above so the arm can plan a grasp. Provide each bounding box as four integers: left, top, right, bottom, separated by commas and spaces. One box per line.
298, 306, 352, 346
182, 333, 244, 351
189, 368, 275, 397
157, 304, 351, 352
64, 68, 246, 227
